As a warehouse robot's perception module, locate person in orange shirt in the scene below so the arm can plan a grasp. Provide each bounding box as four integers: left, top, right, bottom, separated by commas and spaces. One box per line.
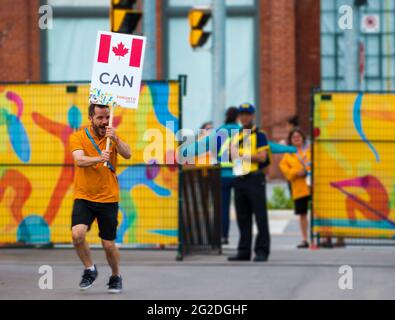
69, 103, 131, 293
279, 128, 311, 249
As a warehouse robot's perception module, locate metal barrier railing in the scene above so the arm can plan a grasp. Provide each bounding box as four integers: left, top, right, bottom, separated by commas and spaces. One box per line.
177, 166, 222, 259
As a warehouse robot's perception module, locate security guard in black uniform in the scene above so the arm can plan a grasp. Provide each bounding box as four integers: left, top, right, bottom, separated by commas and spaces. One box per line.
228, 103, 271, 262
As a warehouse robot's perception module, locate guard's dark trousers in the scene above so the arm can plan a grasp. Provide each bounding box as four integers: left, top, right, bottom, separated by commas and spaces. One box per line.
234, 172, 271, 257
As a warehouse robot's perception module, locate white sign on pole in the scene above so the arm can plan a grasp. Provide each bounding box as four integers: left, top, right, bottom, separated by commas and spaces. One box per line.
90, 31, 146, 109
361, 14, 380, 34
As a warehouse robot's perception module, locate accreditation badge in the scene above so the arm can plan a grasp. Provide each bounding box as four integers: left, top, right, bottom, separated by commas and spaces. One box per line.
233, 159, 245, 176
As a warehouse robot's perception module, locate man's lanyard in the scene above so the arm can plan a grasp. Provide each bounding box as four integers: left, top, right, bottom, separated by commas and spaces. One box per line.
85, 128, 115, 173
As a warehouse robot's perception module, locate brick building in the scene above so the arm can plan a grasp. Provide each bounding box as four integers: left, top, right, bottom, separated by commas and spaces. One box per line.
0, 0, 42, 83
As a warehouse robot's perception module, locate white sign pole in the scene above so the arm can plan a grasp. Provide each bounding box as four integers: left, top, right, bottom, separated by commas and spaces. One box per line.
104, 105, 115, 168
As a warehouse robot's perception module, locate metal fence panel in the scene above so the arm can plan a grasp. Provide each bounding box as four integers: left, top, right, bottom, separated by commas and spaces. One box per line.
312, 92, 395, 240
0, 82, 180, 247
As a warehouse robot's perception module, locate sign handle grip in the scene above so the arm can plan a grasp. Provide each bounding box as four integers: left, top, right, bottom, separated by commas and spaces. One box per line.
104, 105, 115, 168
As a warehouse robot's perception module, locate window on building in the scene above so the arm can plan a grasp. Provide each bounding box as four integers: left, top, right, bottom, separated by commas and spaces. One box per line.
321, 0, 395, 91
44, 1, 109, 82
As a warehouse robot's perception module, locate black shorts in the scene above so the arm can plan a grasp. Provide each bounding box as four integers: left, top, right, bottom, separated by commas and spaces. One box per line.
294, 196, 310, 215
72, 199, 119, 241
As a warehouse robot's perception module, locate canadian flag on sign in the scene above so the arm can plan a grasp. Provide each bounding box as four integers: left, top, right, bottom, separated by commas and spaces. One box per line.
90, 31, 146, 109
97, 33, 144, 68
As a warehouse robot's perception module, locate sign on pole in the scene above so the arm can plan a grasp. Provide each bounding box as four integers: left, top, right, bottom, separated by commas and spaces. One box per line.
90, 31, 146, 109
361, 14, 380, 33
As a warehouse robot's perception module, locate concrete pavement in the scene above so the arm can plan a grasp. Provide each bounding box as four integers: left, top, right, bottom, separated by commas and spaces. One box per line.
1, 210, 394, 300
1, 245, 394, 300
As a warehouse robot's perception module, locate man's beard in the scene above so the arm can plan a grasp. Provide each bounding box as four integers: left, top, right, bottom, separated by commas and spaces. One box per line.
92, 123, 106, 138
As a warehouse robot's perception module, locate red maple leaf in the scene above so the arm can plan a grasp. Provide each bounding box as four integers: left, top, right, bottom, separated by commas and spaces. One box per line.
112, 42, 129, 60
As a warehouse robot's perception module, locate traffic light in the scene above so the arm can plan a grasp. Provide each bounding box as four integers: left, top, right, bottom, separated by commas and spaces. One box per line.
189, 8, 212, 49
111, 0, 142, 34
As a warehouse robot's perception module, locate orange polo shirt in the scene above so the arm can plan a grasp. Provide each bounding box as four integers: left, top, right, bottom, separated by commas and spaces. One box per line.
69, 126, 120, 203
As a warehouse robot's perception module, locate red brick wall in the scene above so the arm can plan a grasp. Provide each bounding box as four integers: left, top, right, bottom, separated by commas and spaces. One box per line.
295, 0, 321, 134
259, 0, 297, 178
259, 0, 320, 179
259, 0, 297, 141
0, 0, 41, 82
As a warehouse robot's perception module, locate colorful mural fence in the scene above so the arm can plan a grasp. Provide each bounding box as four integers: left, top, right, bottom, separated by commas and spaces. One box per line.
312, 92, 395, 240
0, 81, 180, 246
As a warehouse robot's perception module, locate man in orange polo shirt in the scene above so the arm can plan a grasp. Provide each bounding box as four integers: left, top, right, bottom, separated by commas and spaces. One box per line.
69, 103, 131, 294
